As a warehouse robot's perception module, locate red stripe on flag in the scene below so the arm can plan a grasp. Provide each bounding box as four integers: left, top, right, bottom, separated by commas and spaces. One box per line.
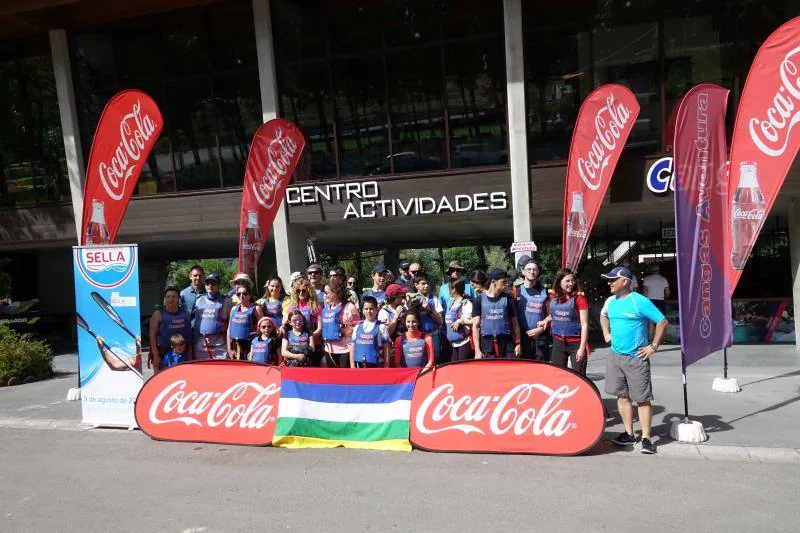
279, 367, 419, 385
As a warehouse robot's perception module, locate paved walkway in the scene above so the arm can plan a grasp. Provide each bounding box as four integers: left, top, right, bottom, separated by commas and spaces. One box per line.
2, 345, 799, 462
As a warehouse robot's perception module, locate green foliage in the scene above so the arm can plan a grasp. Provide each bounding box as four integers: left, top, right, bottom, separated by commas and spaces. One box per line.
165, 258, 238, 290
0, 324, 54, 383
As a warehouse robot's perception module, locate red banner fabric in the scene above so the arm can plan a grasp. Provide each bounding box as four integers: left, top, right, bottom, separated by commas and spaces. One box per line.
410, 360, 605, 455
238, 119, 306, 273
727, 17, 800, 293
562, 85, 640, 271
80, 90, 163, 245
135, 361, 281, 446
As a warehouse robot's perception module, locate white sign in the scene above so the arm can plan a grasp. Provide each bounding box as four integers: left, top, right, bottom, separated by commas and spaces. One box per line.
510, 241, 538, 253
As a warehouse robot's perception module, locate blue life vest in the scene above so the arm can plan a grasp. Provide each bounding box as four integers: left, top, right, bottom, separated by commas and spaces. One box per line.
261, 298, 283, 328
353, 322, 382, 365
195, 295, 224, 335
286, 330, 310, 355
517, 286, 548, 331
401, 335, 427, 368
250, 337, 273, 364
294, 304, 314, 334
383, 306, 406, 338
157, 307, 192, 348
550, 297, 581, 338
363, 289, 387, 307
321, 303, 344, 341
229, 304, 256, 340
445, 300, 467, 342
480, 293, 510, 336
161, 349, 188, 368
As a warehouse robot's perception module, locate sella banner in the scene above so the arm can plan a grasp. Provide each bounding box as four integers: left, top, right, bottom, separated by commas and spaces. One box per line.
238, 119, 306, 273
81, 90, 163, 246
562, 84, 640, 271
135, 361, 281, 446
727, 17, 800, 293
410, 360, 605, 455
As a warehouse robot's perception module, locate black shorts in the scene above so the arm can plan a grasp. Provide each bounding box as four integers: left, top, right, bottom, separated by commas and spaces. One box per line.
479, 335, 515, 358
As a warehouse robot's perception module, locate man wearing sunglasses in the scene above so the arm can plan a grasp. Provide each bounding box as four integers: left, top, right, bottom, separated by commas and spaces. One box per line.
192, 273, 228, 359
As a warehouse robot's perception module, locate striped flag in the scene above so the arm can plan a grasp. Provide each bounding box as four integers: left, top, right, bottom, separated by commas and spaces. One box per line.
273, 367, 418, 452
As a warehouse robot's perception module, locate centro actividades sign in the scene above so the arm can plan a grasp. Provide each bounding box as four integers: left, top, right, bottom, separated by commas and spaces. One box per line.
286, 181, 508, 220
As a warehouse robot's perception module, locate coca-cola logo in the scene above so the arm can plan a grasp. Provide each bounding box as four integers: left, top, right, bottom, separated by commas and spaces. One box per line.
98, 101, 158, 201
410, 360, 604, 455
748, 44, 800, 157
135, 361, 280, 446
567, 228, 587, 239
732, 208, 765, 220
251, 127, 301, 210
577, 92, 634, 191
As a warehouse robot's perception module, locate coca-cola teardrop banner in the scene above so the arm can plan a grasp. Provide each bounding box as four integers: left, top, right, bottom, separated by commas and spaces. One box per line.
727, 17, 800, 293
238, 119, 306, 273
673, 84, 733, 369
410, 360, 605, 455
561, 84, 640, 271
135, 361, 281, 446
80, 90, 163, 246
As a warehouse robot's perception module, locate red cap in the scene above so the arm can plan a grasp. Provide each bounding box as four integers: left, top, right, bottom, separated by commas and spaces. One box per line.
385, 284, 408, 299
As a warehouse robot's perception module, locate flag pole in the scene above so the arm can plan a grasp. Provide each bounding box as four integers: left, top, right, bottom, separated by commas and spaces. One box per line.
723, 347, 728, 379
681, 364, 690, 423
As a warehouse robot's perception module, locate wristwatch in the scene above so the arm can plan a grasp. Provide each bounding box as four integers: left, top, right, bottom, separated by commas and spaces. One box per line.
648, 343, 658, 352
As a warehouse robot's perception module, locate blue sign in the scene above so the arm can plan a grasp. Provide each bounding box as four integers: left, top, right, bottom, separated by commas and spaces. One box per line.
646, 156, 674, 194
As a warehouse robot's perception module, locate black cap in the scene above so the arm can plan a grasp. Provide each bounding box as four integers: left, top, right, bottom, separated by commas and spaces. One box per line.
487, 268, 508, 281
205, 273, 220, 284
399, 261, 411, 271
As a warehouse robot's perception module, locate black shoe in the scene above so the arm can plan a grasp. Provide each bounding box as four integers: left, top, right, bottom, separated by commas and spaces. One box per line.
612, 432, 637, 446
640, 438, 657, 454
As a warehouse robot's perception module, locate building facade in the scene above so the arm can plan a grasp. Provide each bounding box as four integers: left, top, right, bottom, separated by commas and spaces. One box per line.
0, 0, 799, 345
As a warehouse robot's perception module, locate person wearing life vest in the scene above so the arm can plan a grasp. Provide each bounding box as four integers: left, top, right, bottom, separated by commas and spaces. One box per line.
515, 259, 551, 362
363, 264, 389, 307
321, 278, 359, 368
283, 277, 322, 365
148, 286, 193, 371
191, 273, 228, 359
472, 268, 521, 358
393, 310, 434, 369
438, 260, 476, 310
378, 283, 409, 340
409, 273, 444, 362
350, 296, 390, 368
282, 310, 314, 366
538, 268, 589, 374
227, 283, 263, 360
257, 276, 288, 330
250, 316, 279, 365
445, 280, 474, 361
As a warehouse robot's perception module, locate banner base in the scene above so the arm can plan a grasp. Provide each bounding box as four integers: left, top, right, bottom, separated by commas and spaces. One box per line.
712, 377, 741, 393
66, 387, 81, 401
669, 420, 708, 443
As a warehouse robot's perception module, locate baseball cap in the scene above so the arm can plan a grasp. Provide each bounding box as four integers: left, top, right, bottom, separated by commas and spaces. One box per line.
515, 255, 531, 271
399, 261, 411, 271
205, 273, 220, 284
487, 268, 508, 281
601, 266, 633, 281
386, 284, 408, 299
289, 271, 304, 285
306, 263, 322, 274
372, 263, 389, 274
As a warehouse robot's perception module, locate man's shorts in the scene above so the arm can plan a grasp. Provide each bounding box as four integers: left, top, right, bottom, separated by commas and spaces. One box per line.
605, 351, 653, 402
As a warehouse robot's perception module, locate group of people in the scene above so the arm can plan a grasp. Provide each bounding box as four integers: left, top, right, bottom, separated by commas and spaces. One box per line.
147, 258, 669, 454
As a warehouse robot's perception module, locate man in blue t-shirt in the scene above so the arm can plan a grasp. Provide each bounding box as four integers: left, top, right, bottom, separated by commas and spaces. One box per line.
600, 266, 667, 455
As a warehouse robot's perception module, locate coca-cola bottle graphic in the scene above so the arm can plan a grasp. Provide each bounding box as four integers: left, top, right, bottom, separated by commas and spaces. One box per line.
565, 192, 588, 271
730, 161, 765, 270
84, 199, 111, 245
241, 210, 263, 273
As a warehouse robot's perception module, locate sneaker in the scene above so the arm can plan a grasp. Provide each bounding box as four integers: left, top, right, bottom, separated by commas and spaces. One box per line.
612, 432, 637, 446
640, 438, 657, 454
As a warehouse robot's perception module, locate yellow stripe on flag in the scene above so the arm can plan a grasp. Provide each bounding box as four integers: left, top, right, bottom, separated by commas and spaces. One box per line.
273, 435, 412, 452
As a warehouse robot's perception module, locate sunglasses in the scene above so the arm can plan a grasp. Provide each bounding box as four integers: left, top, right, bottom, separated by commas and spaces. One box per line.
237, 291, 250, 296
409, 270, 420, 275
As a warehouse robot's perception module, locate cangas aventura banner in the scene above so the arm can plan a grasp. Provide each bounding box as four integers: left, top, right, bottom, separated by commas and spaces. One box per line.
562, 84, 640, 271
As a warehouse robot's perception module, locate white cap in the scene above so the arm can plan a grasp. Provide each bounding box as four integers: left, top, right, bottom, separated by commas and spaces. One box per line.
738, 162, 758, 188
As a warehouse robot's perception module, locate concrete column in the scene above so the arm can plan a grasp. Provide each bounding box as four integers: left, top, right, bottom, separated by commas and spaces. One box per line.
49, 29, 85, 241
789, 199, 800, 351
252, 0, 304, 281
503, 0, 532, 261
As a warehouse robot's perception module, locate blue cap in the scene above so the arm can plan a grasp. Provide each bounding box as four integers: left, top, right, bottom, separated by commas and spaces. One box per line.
601, 266, 633, 281
487, 268, 508, 281
372, 263, 388, 274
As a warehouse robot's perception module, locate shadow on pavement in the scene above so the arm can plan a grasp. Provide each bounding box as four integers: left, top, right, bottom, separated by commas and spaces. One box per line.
739, 369, 800, 389
727, 394, 800, 424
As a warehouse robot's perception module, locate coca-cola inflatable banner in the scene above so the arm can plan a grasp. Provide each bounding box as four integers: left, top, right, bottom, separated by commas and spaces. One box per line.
238, 119, 306, 273
727, 17, 800, 292
410, 360, 605, 455
80, 90, 163, 246
673, 84, 733, 368
135, 361, 281, 446
562, 85, 640, 271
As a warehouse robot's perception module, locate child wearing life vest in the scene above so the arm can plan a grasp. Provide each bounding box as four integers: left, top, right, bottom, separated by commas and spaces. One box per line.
160, 333, 189, 371
393, 310, 434, 369
350, 296, 390, 368
282, 310, 314, 366
321, 278, 359, 368
250, 316, 279, 365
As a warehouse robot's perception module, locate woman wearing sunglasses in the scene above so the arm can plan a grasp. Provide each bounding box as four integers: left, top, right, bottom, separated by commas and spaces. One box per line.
283, 277, 322, 364
257, 276, 288, 330
227, 285, 263, 360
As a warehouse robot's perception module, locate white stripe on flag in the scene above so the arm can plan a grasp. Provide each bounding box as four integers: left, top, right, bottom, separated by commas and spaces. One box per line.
278, 398, 412, 424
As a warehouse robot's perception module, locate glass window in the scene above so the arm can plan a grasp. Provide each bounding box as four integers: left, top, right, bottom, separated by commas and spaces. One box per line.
214, 72, 263, 187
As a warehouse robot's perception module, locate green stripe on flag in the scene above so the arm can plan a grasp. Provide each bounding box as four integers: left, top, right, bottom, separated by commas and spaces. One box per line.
275, 417, 409, 442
